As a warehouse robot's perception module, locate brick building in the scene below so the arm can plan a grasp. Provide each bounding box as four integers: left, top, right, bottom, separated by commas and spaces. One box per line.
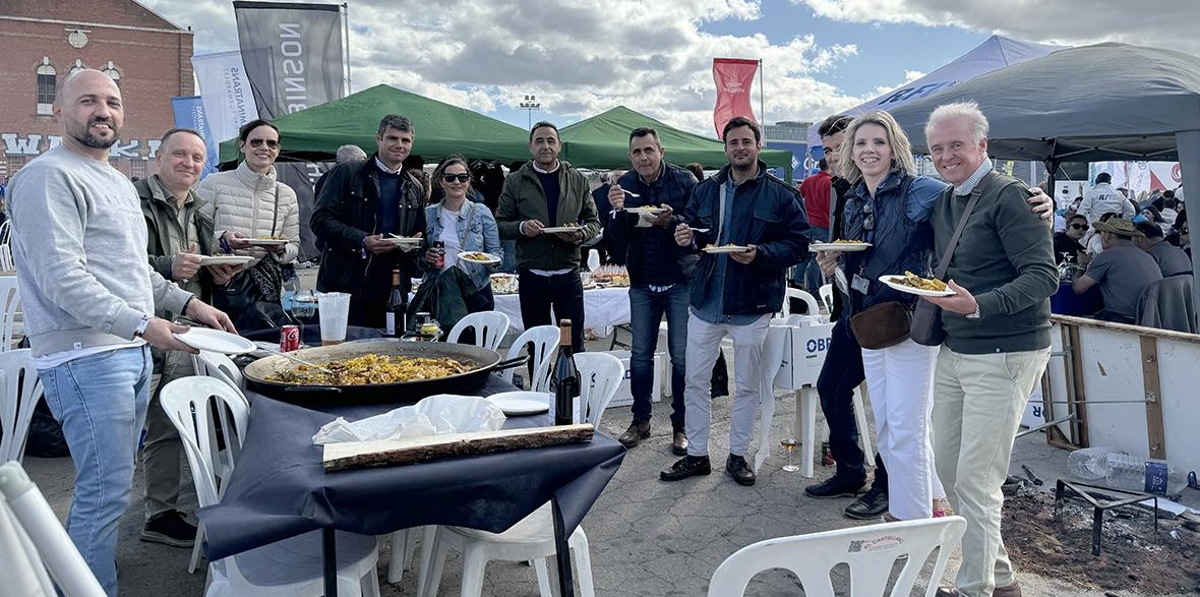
0, 0, 193, 181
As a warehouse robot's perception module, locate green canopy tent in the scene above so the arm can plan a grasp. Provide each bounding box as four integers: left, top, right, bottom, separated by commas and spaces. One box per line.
559, 105, 794, 182
217, 84, 532, 166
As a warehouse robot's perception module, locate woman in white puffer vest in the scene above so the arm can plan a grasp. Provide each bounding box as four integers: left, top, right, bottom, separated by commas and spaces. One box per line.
197, 119, 299, 328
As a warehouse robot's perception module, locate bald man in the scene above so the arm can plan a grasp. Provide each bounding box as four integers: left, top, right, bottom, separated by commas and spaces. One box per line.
7, 69, 234, 596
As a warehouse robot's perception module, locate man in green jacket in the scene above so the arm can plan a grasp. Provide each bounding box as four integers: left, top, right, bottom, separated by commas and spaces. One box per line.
495, 121, 600, 351
136, 128, 241, 548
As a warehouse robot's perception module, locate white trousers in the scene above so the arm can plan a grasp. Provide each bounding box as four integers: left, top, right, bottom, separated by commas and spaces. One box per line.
861, 338, 945, 520
682, 313, 771, 457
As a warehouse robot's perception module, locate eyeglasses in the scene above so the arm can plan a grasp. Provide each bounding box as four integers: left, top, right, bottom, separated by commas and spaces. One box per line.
441, 173, 470, 183
1069, 224, 1087, 230
862, 200, 874, 232
247, 138, 279, 149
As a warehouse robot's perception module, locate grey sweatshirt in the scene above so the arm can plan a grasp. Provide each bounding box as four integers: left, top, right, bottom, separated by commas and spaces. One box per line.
8, 146, 192, 357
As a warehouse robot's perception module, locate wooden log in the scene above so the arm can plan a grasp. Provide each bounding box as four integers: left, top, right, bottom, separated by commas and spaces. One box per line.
322, 424, 595, 472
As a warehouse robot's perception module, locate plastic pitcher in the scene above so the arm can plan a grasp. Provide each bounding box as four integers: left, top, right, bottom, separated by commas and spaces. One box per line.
317, 292, 351, 345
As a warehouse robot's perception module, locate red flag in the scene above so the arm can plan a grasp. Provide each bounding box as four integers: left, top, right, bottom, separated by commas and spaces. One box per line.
712, 58, 759, 138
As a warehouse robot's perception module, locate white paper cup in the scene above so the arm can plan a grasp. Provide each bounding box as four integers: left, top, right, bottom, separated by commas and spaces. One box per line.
317, 292, 351, 345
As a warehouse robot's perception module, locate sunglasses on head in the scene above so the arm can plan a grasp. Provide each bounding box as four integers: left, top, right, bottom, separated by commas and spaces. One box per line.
862, 200, 874, 231
247, 138, 279, 149
441, 173, 470, 183
1069, 224, 1087, 230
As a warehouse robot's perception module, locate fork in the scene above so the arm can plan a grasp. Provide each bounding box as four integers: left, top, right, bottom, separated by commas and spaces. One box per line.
618, 188, 640, 198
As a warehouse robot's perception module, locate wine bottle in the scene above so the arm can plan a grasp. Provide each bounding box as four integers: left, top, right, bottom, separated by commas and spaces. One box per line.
385, 268, 406, 337
549, 319, 579, 426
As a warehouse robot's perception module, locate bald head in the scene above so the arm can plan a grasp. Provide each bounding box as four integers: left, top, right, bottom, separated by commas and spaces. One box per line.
56, 69, 124, 159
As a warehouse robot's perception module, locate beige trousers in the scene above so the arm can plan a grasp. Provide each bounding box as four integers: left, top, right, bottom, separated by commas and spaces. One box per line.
142, 350, 195, 519
932, 345, 1049, 597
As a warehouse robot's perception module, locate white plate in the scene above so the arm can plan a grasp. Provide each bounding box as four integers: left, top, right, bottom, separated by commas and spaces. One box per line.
703, 245, 751, 254
811, 242, 872, 252
173, 328, 257, 354
458, 251, 500, 266
878, 275, 956, 297
486, 391, 550, 416
246, 238, 288, 247
385, 236, 423, 246
627, 206, 665, 216
200, 255, 255, 267
541, 226, 583, 234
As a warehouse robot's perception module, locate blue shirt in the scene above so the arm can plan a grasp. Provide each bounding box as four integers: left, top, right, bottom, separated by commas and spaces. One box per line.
691, 177, 763, 325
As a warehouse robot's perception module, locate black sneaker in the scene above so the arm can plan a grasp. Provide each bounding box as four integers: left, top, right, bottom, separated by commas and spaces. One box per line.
804, 476, 868, 499
844, 486, 889, 520
725, 454, 756, 486
141, 511, 197, 548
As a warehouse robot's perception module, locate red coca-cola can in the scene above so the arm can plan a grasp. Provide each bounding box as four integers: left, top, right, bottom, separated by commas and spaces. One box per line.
280, 325, 300, 352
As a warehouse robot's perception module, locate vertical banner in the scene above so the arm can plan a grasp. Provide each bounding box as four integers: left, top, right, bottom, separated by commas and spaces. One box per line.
233, 1, 346, 261
712, 58, 759, 138
169, 96, 219, 179
192, 51, 259, 148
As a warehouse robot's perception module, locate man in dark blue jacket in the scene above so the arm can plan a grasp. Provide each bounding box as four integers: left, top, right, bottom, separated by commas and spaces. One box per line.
662, 117, 810, 486
607, 128, 698, 456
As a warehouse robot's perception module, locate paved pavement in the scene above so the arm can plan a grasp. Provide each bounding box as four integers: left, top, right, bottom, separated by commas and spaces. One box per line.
24, 369, 1196, 597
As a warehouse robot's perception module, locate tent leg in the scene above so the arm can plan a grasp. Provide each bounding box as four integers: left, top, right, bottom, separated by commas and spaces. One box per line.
1174, 130, 1200, 318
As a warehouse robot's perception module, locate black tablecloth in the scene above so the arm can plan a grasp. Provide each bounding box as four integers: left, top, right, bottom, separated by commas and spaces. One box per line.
1050, 282, 1103, 316
196, 376, 626, 561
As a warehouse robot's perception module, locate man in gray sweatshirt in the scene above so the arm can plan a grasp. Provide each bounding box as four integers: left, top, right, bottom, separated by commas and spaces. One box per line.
7, 69, 234, 597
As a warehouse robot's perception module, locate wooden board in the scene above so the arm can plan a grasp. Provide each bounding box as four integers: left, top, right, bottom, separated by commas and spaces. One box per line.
1140, 336, 1166, 460
322, 424, 595, 472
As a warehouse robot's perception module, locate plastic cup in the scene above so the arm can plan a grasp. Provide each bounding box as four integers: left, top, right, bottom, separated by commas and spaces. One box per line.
317, 292, 351, 345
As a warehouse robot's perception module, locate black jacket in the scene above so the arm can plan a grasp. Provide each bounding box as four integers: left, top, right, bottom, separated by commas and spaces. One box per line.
310, 155, 426, 301
607, 163, 698, 286
828, 176, 852, 321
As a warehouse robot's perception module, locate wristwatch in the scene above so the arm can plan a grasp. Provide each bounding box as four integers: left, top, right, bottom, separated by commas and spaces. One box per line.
965, 305, 981, 320
133, 314, 151, 337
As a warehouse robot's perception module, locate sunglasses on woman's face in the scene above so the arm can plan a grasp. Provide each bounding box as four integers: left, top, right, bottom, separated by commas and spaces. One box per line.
247, 138, 280, 149
441, 173, 470, 183
1069, 224, 1087, 230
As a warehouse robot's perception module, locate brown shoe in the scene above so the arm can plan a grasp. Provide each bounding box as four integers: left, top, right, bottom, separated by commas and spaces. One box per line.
993, 582, 1022, 597
671, 431, 688, 456
934, 588, 960, 597
618, 421, 651, 449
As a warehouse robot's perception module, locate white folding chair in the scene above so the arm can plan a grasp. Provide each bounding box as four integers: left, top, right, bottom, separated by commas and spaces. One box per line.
0, 349, 43, 463
498, 325, 559, 391
573, 352, 624, 426
446, 311, 510, 351
194, 351, 245, 391
0, 461, 106, 597
708, 516, 967, 597
818, 284, 834, 314
160, 377, 380, 597
0, 244, 14, 273
0, 276, 21, 352
781, 288, 820, 317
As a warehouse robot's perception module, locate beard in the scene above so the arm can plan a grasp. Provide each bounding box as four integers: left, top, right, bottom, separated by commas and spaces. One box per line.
69, 118, 120, 150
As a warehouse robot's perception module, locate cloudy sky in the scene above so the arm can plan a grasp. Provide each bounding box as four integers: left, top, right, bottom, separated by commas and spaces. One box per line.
143, 0, 1200, 137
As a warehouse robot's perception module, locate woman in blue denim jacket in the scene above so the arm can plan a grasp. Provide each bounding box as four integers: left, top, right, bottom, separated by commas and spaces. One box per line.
820, 111, 949, 522
422, 155, 503, 313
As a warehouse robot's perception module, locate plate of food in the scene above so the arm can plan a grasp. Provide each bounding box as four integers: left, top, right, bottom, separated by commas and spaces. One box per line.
541, 225, 583, 234
246, 237, 288, 247
458, 251, 500, 266
879, 271, 955, 297
385, 235, 423, 246
200, 255, 254, 267
490, 273, 518, 295
627, 205, 666, 216
811, 240, 872, 252
703, 244, 752, 254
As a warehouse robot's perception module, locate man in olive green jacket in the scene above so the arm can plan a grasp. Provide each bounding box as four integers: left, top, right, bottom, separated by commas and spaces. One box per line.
495, 121, 600, 351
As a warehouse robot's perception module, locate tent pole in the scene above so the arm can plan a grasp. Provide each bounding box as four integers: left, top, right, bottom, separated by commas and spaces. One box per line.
341, 3, 351, 98
758, 58, 764, 127
1173, 130, 1200, 317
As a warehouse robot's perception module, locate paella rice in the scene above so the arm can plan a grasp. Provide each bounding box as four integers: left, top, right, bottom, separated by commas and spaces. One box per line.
267, 353, 470, 385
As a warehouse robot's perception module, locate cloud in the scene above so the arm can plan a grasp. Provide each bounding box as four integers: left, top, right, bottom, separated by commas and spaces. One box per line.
789, 0, 1200, 55
141, 0, 865, 134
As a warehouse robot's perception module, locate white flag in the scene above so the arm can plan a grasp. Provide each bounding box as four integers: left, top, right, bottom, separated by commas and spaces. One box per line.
192, 51, 259, 145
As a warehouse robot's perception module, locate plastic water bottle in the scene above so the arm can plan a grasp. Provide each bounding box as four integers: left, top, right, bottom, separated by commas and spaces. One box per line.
1102, 453, 1186, 496
1066, 447, 1120, 480
586, 248, 600, 272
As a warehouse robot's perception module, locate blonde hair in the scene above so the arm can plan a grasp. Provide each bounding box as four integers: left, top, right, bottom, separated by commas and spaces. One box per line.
838, 111, 917, 184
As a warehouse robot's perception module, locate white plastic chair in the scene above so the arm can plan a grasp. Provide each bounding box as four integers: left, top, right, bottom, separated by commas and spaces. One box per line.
194, 351, 245, 391
708, 516, 967, 597
447, 311, 510, 351
0, 349, 43, 463
781, 288, 820, 317
498, 325, 559, 392
0, 276, 21, 352
160, 377, 381, 597
818, 284, 834, 314
0, 244, 13, 273
0, 461, 106, 597
573, 352, 624, 426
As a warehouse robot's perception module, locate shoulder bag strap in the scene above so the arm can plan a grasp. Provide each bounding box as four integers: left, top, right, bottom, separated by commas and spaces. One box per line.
270, 184, 281, 238
932, 172, 992, 279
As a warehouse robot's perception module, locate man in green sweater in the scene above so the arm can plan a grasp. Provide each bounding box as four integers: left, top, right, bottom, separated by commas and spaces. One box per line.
921, 101, 1058, 597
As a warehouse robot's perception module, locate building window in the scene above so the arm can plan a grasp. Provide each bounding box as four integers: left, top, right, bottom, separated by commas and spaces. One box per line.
102, 61, 120, 87
36, 59, 56, 116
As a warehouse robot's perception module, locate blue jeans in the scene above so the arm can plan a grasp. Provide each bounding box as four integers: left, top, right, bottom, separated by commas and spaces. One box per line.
791, 226, 829, 290
628, 284, 688, 430
40, 345, 153, 597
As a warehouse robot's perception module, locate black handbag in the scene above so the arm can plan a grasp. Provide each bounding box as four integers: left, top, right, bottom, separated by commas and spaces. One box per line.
849, 300, 912, 350
910, 175, 987, 346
